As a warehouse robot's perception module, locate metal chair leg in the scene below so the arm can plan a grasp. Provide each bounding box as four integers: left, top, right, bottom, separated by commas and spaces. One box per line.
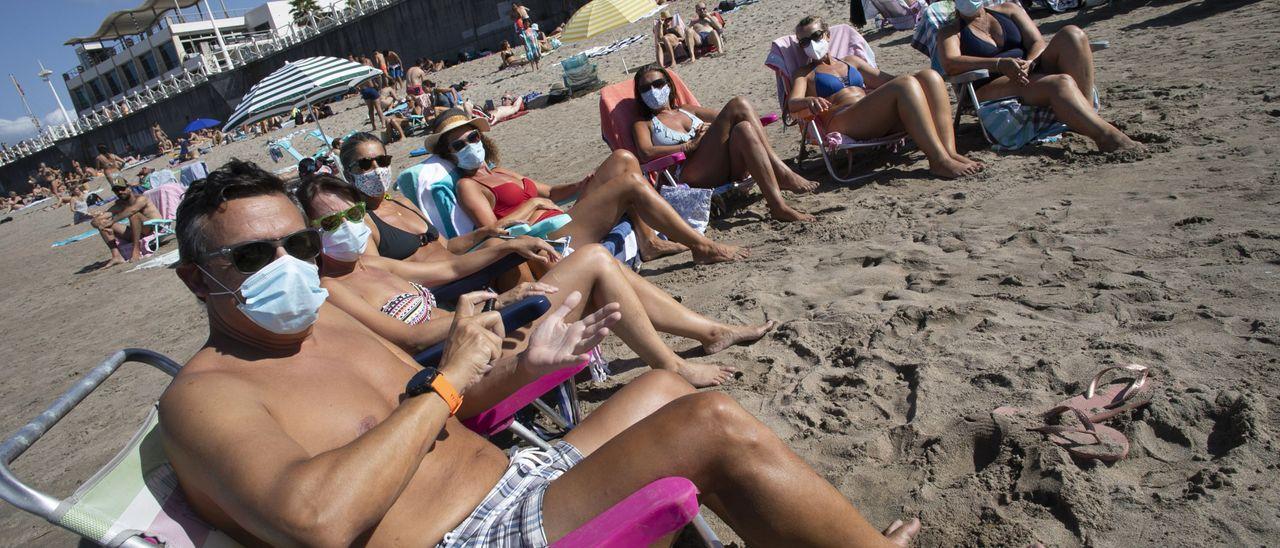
692, 513, 724, 547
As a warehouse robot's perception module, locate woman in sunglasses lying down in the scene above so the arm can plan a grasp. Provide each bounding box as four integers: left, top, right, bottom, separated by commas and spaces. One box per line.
631, 65, 819, 222
297, 174, 775, 387
427, 109, 750, 265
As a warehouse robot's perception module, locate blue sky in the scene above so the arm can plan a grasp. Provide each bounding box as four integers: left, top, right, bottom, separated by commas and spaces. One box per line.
0, 0, 262, 144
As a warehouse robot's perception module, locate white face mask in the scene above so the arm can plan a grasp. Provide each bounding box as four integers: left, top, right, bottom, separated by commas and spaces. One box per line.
803, 38, 830, 62
201, 255, 329, 335
352, 166, 391, 197
641, 84, 671, 111
321, 219, 371, 262
454, 140, 487, 171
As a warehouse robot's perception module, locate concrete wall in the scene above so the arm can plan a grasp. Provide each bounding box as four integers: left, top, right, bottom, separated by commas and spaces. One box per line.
2, 0, 575, 192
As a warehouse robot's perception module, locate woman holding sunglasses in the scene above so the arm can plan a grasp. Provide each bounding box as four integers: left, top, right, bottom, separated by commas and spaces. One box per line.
298, 174, 774, 388
429, 108, 750, 265
631, 65, 818, 223
789, 15, 982, 179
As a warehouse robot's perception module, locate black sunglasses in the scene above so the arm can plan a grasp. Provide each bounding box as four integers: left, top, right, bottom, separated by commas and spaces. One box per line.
797, 30, 826, 47
639, 78, 668, 93
350, 154, 393, 171
202, 228, 322, 274
448, 130, 483, 153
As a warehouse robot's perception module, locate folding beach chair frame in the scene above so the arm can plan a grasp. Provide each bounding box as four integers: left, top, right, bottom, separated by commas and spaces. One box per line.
766, 24, 909, 184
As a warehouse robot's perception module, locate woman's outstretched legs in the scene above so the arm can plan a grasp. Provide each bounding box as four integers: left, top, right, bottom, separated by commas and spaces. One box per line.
979, 73, 1137, 152
908, 69, 982, 170
828, 76, 979, 178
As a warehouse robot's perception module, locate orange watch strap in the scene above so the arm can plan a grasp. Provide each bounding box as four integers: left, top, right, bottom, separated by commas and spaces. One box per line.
431, 375, 464, 415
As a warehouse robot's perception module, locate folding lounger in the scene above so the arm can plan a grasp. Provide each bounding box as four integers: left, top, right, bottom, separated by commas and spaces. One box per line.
0, 349, 711, 547
765, 24, 909, 183
560, 54, 605, 98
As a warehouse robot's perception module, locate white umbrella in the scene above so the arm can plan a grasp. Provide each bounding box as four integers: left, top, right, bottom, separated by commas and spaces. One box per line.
223, 56, 381, 133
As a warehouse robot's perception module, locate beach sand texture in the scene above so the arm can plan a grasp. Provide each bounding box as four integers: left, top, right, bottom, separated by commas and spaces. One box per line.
1, 0, 1278, 545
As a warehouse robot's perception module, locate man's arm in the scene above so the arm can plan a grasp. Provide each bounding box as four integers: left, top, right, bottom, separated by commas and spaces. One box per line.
110, 195, 150, 223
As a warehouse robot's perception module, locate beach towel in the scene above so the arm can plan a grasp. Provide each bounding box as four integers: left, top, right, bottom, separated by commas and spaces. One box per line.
582, 34, 647, 58
52, 229, 100, 248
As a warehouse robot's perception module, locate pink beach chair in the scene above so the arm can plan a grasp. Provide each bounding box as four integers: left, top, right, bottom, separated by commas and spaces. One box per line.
0, 349, 712, 548
765, 24, 909, 183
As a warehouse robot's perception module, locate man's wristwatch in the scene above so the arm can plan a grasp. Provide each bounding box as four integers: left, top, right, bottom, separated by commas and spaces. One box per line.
404, 367, 463, 415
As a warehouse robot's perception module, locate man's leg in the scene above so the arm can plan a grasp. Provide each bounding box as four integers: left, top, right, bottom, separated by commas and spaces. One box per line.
93, 214, 127, 265
546, 392, 920, 546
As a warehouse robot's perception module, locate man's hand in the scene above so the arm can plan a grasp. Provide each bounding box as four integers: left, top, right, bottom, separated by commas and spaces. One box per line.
504, 235, 560, 265
497, 282, 558, 309
519, 291, 621, 375
438, 291, 506, 394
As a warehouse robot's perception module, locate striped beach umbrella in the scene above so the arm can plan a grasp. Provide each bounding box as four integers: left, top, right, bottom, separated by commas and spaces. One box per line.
223, 57, 381, 131
560, 0, 659, 43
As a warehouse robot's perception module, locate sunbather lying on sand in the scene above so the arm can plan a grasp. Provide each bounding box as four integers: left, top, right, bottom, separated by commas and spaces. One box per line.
937, 0, 1141, 153
297, 173, 771, 387
161, 160, 922, 546
427, 109, 749, 264
789, 15, 983, 179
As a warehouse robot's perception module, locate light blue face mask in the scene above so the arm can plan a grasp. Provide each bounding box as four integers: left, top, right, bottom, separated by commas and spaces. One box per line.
201, 255, 329, 334
454, 140, 487, 171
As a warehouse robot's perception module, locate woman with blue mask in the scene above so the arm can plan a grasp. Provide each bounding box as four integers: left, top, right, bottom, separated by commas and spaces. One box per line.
429, 108, 750, 265
631, 65, 817, 222
297, 174, 775, 388
789, 15, 982, 179
937, 0, 1140, 153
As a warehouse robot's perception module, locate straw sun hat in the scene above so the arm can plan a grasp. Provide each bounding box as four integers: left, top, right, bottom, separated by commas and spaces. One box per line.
424, 108, 491, 151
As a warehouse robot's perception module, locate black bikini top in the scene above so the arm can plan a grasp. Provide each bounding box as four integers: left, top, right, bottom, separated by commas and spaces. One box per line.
369, 200, 440, 260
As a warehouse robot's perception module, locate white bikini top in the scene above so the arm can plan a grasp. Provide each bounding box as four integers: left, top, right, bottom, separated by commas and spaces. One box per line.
650, 109, 705, 146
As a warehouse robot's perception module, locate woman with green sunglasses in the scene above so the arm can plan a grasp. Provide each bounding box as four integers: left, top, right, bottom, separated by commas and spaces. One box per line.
297, 175, 775, 388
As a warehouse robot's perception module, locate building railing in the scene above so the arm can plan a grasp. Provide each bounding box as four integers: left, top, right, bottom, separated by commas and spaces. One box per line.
3, 0, 399, 167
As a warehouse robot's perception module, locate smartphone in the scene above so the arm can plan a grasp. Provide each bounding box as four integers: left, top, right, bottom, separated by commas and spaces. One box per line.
546, 236, 571, 255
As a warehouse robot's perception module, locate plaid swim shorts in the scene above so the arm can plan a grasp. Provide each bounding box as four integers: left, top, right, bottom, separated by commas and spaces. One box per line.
438, 440, 584, 547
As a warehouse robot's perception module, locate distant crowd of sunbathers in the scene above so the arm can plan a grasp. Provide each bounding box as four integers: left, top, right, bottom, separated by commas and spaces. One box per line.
22, 3, 1150, 545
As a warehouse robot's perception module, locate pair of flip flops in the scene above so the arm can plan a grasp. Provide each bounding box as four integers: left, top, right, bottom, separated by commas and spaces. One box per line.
997, 364, 1152, 462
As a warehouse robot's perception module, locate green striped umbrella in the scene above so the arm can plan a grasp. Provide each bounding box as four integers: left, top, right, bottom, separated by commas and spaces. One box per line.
223, 56, 381, 131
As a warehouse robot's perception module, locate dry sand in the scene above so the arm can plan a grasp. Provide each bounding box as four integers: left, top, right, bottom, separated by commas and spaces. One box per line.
2, 0, 1278, 545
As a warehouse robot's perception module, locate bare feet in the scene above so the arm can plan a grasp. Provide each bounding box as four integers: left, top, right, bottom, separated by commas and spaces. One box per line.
950, 152, 984, 172
673, 361, 738, 387
638, 237, 688, 261
883, 518, 922, 546
1098, 132, 1144, 153
691, 242, 749, 264
104, 256, 127, 268
779, 171, 820, 193
769, 205, 815, 222
702, 320, 777, 355
929, 157, 981, 179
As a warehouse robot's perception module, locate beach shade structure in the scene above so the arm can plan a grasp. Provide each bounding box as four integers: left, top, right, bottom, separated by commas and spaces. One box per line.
181, 118, 221, 134
560, 0, 659, 43
222, 56, 381, 134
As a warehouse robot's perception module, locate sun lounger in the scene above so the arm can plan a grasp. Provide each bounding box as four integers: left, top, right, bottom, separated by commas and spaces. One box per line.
765, 24, 909, 183
560, 54, 604, 98
0, 349, 709, 547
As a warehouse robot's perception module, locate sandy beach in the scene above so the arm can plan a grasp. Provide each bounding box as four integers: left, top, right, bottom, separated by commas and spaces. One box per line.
2, 0, 1278, 545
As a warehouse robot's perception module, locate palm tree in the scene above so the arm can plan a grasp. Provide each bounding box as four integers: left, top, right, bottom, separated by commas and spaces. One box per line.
289, 0, 322, 23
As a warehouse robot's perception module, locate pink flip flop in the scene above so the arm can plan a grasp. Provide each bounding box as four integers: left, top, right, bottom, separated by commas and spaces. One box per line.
1033, 406, 1130, 462
1053, 364, 1152, 423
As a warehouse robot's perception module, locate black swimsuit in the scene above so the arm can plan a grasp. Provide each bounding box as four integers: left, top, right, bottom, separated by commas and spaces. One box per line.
369, 200, 440, 260
960, 11, 1027, 90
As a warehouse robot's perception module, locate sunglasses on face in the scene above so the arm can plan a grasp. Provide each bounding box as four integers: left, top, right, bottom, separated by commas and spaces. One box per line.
448, 130, 483, 153
797, 30, 825, 47
312, 202, 367, 232
639, 78, 668, 93
202, 228, 322, 274
350, 154, 393, 172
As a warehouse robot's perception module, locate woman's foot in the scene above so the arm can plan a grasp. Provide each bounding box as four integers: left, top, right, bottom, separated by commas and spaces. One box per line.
702, 320, 777, 355
1098, 132, 1144, 153
691, 242, 749, 264
638, 237, 688, 261
929, 157, 981, 179
883, 518, 922, 546
779, 171, 820, 193
950, 152, 984, 172
769, 205, 816, 222
673, 361, 738, 387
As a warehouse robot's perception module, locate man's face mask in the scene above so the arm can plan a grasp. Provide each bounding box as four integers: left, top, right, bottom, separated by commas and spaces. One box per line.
200, 255, 329, 335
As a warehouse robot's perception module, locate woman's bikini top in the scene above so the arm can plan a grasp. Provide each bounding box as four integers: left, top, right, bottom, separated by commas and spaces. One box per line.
650, 109, 705, 146
813, 58, 866, 98
960, 10, 1025, 59
380, 281, 436, 326
488, 174, 563, 223
369, 200, 439, 260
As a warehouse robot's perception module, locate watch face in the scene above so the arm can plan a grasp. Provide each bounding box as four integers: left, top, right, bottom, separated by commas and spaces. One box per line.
406, 367, 440, 398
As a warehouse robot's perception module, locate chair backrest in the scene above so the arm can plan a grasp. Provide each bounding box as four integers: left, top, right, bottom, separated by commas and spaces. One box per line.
598, 68, 700, 158
143, 183, 186, 220
395, 156, 476, 239
52, 407, 239, 548
561, 53, 589, 71
764, 23, 877, 113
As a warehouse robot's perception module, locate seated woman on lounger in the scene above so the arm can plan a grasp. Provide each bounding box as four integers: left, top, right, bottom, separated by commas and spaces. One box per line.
426, 109, 749, 264
631, 65, 818, 222
297, 174, 772, 387
937, 0, 1140, 153
789, 15, 982, 179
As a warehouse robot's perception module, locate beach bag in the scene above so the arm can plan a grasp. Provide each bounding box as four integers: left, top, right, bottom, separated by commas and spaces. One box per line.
658, 184, 712, 234
976, 98, 1066, 151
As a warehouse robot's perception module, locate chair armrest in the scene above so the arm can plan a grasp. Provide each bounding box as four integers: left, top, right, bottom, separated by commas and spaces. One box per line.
1090, 40, 1109, 52
759, 113, 780, 126
428, 253, 527, 307
947, 69, 990, 85
462, 360, 587, 435
641, 151, 686, 173
551, 477, 701, 548
413, 295, 551, 368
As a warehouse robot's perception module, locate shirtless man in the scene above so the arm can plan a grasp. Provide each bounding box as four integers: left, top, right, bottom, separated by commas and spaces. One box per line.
93, 144, 126, 186
92, 179, 161, 265
689, 2, 725, 53
405, 63, 427, 102
159, 163, 922, 547
386, 49, 404, 89
373, 50, 389, 88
